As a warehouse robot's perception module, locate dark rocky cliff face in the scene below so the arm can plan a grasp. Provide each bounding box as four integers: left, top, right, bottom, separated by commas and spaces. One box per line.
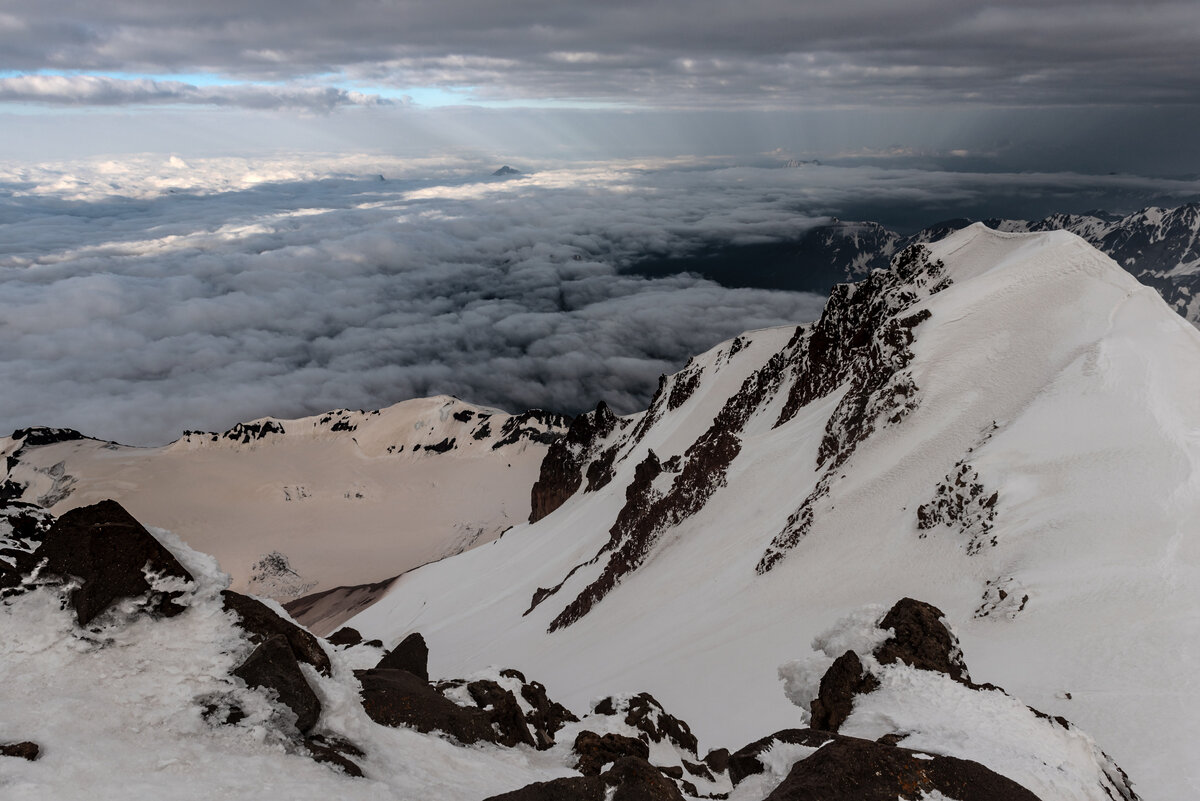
529, 402, 618, 524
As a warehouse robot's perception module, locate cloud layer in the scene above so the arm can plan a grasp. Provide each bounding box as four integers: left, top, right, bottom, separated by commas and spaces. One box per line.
2, 1, 1198, 108
0, 157, 831, 444
5, 155, 1200, 446
0, 74, 391, 111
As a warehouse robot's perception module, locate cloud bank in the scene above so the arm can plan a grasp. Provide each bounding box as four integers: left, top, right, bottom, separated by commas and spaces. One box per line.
4, 155, 1200, 446
0, 74, 390, 111
0, 157, 829, 445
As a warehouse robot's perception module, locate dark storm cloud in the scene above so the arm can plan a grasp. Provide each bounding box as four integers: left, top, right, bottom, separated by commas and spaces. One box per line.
1, 1, 1197, 108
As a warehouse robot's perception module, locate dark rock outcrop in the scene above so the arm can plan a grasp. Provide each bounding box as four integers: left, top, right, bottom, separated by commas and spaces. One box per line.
873, 598, 968, 682
703, 747, 730, 775
326, 626, 363, 647
233, 634, 322, 733
486, 756, 684, 801
376, 631, 428, 680
593, 693, 698, 755
468, 679, 538, 748
604, 756, 686, 801
356, 668, 493, 744
484, 775, 606, 801
728, 729, 833, 786
505, 669, 578, 747
573, 730, 650, 775
0, 741, 40, 761
530, 402, 616, 523
36, 499, 194, 625
0, 501, 54, 593
810, 650, 880, 732
221, 590, 331, 676
762, 736, 1041, 801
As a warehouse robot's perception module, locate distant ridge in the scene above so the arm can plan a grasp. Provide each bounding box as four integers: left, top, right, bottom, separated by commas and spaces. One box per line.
491, 165, 521, 176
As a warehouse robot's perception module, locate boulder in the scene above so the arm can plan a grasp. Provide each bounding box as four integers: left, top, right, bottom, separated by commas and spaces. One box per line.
483, 775, 606, 801
507, 671, 577, 748
222, 590, 331, 676
468, 679, 537, 748
356, 668, 493, 744
873, 598, 968, 682
375, 631, 428, 679
484, 756, 684, 801
763, 736, 1040, 801
573, 730, 650, 776
728, 729, 833, 786
593, 693, 698, 754
326, 626, 363, 647
809, 650, 879, 732
604, 756, 686, 801
36, 500, 193, 625
232, 634, 322, 733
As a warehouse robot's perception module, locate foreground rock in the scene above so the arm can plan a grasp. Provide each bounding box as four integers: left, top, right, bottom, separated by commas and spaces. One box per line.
36, 499, 194, 624
763, 735, 1040, 801
232, 634, 323, 733
376, 631, 428, 679
485, 756, 683, 801
222, 589, 331, 676
356, 667, 494, 743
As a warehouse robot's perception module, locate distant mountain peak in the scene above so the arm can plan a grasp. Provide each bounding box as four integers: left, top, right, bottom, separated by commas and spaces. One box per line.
491, 165, 520, 176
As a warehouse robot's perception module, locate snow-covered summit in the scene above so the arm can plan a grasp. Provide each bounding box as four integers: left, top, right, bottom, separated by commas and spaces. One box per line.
347, 225, 1200, 799
0, 396, 570, 614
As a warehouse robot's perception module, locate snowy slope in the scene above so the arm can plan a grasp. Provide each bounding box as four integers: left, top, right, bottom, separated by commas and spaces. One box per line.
0, 397, 567, 610
349, 225, 1200, 800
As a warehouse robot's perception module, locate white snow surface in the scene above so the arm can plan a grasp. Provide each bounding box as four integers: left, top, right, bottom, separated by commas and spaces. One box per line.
347, 225, 1200, 799
0, 529, 579, 801
0, 396, 561, 604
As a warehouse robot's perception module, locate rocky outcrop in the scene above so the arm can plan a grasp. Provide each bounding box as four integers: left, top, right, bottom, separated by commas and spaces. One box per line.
326, 626, 363, 647
762, 735, 1041, 801
0, 500, 54, 593
758, 246, 947, 574
36, 499, 194, 625
502, 668, 577, 748
232, 634, 322, 733
356, 667, 494, 743
809, 651, 880, 732
486, 756, 683, 801
573, 730, 650, 775
376, 631, 428, 679
727, 729, 832, 786
874, 598, 969, 682
529, 402, 617, 523
485, 776, 606, 801
221, 590, 331, 676
592, 693, 698, 755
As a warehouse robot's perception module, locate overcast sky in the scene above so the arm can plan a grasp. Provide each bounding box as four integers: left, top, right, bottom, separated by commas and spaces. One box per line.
0, 1, 1197, 172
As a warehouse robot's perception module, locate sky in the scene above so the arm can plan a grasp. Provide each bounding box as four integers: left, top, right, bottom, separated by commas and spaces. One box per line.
2, 1, 1200, 444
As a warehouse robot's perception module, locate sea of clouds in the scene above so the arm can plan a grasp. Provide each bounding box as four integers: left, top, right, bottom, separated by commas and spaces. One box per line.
4, 154, 1200, 445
